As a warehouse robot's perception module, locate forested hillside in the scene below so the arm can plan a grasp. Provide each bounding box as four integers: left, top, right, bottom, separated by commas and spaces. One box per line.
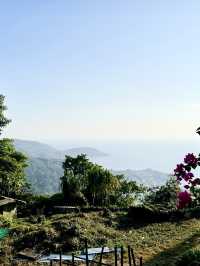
14, 139, 169, 194
113, 169, 169, 187
26, 157, 63, 194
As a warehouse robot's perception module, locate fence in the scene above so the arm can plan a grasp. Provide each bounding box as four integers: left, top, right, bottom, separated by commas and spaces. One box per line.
47, 240, 144, 266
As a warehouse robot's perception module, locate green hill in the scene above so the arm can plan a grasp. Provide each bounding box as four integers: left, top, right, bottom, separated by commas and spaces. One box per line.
25, 157, 63, 194
14, 139, 169, 194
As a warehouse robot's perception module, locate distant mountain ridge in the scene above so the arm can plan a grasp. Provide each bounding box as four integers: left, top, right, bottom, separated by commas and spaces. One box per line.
112, 168, 169, 187
14, 139, 107, 159
13, 139, 170, 194
65, 147, 108, 157
14, 139, 64, 159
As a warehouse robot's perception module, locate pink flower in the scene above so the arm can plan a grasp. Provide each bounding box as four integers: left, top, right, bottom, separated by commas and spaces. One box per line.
184, 153, 198, 167
174, 164, 186, 177
177, 191, 192, 209
182, 172, 194, 182
191, 178, 200, 186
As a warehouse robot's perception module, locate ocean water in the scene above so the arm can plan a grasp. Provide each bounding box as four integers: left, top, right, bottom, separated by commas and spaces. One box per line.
51, 139, 200, 173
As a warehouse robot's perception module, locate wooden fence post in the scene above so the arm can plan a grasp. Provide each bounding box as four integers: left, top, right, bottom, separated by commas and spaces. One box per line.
72, 253, 75, 266
139, 257, 143, 266
128, 246, 132, 266
115, 247, 118, 266
60, 250, 62, 266
99, 247, 104, 266
50, 260, 53, 266
85, 239, 89, 266
121, 246, 123, 266
131, 248, 136, 266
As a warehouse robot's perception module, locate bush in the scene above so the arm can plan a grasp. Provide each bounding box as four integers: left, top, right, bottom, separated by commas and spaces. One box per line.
144, 176, 179, 209
128, 204, 171, 223
184, 206, 200, 219
176, 249, 200, 266
17, 194, 52, 217
64, 192, 88, 207
49, 193, 65, 205
128, 204, 188, 223
102, 208, 113, 218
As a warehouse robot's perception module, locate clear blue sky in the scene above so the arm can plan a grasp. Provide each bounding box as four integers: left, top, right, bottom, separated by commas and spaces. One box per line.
1, 1, 200, 142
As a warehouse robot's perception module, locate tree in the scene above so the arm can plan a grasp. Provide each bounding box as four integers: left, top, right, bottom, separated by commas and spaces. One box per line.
110, 175, 145, 207
60, 154, 92, 205
144, 176, 179, 209
61, 154, 92, 194
85, 165, 120, 206
0, 95, 11, 134
0, 95, 28, 196
61, 154, 143, 207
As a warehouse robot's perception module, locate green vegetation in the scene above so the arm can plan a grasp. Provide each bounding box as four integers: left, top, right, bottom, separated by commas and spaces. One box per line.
1, 211, 200, 265
176, 249, 200, 266
144, 176, 179, 209
13, 139, 169, 194
61, 154, 144, 207
0, 95, 28, 197
26, 157, 63, 194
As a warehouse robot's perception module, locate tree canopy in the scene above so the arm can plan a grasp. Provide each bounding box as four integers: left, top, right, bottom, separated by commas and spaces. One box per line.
0, 95, 28, 196
61, 154, 143, 207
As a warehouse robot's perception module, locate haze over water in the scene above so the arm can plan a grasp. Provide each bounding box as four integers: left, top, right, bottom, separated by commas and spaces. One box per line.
50, 139, 200, 173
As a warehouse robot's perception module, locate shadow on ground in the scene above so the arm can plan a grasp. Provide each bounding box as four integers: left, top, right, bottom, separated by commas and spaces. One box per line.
143, 232, 200, 266
115, 213, 182, 230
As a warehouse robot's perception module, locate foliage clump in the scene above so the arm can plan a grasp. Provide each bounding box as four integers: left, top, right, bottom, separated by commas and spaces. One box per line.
144, 176, 179, 210
61, 154, 143, 207
0, 95, 28, 196
176, 249, 200, 266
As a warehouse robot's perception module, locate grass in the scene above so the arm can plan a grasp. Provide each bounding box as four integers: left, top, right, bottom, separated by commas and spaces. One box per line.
1, 211, 200, 265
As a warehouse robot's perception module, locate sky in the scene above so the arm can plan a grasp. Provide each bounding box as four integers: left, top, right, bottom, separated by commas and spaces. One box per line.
1, 1, 200, 143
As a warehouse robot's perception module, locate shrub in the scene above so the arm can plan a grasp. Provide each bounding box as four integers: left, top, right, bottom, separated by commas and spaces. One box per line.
184, 206, 200, 219
144, 176, 179, 209
64, 192, 88, 207
102, 208, 113, 218
128, 204, 192, 223
176, 249, 200, 266
128, 204, 170, 223
49, 193, 65, 205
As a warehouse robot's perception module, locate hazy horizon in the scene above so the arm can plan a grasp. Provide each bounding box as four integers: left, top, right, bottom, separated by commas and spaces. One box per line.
46, 138, 200, 173
12, 137, 200, 173
1, 1, 200, 173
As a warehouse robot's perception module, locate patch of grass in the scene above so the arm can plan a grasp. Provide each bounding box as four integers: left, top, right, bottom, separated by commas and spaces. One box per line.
1, 211, 200, 265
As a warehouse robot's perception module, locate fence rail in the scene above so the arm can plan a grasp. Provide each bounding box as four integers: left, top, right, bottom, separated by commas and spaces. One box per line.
11, 240, 145, 266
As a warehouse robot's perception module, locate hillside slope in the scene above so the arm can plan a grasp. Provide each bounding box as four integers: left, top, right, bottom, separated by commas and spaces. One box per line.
14, 139, 107, 159
2, 212, 200, 266
113, 168, 169, 187
25, 157, 63, 194
14, 139, 169, 194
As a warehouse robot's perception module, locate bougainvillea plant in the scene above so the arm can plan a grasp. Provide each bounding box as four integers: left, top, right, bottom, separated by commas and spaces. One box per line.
174, 153, 200, 208
177, 190, 192, 209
